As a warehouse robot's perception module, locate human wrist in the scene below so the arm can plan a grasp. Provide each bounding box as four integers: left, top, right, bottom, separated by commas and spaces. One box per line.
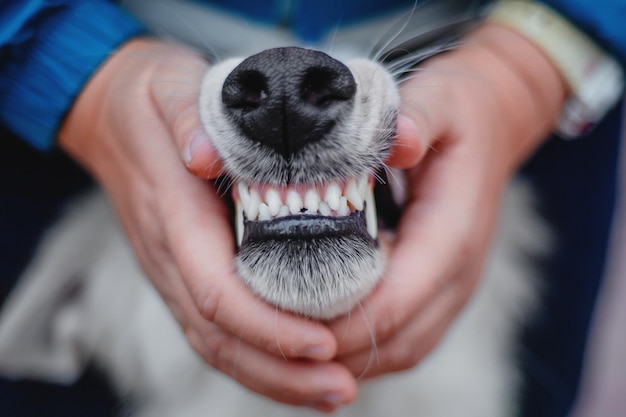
469, 21, 568, 161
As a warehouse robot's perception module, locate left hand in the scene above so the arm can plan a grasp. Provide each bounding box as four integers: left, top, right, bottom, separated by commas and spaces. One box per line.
329, 22, 567, 378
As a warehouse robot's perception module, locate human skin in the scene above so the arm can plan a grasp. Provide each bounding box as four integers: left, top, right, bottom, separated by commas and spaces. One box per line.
330, 22, 568, 379
58, 21, 566, 412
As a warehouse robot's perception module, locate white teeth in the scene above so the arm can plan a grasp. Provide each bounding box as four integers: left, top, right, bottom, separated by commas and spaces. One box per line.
365, 186, 378, 239
258, 203, 271, 221
277, 205, 290, 218
304, 189, 320, 213
236, 179, 377, 240
358, 175, 368, 199
345, 179, 363, 211
247, 189, 261, 221
319, 201, 332, 216
238, 182, 250, 210
338, 197, 350, 216
325, 183, 341, 211
235, 200, 244, 247
265, 188, 281, 216
287, 190, 303, 214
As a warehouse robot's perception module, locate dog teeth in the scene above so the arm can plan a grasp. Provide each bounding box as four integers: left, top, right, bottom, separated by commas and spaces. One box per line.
287, 190, 303, 214
359, 175, 369, 199
277, 205, 290, 218
338, 197, 350, 216
318, 201, 332, 216
258, 203, 271, 221
238, 182, 251, 210
304, 189, 320, 213
325, 183, 341, 211
345, 179, 363, 211
265, 188, 282, 216
365, 186, 378, 239
235, 200, 244, 247
235, 176, 377, 241
247, 189, 261, 221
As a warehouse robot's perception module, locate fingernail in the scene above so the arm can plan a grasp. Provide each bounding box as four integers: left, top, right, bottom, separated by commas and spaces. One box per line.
304, 344, 333, 360
322, 392, 345, 404
184, 129, 211, 167
390, 114, 428, 168
397, 114, 420, 141
307, 393, 345, 412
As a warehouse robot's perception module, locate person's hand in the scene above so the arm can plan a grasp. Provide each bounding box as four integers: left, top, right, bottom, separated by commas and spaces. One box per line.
58, 38, 357, 411
330, 22, 568, 378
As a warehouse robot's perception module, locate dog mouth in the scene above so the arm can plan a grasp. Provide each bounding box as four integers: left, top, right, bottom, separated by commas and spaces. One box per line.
234, 174, 378, 247
230, 173, 386, 319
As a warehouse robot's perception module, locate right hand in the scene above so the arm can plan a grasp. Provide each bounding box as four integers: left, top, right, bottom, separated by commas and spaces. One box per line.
58, 38, 357, 411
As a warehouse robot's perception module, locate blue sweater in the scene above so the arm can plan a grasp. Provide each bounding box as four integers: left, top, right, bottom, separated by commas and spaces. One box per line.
0, 0, 624, 150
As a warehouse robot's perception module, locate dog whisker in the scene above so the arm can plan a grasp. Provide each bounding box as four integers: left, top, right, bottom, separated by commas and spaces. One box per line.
369, 0, 422, 63
213, 176, 234, 199
274, 307, 288, 361
355, 302, 380, 381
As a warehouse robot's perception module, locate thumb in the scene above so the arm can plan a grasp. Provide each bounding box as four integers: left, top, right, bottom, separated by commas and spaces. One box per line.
386, 113, 429, 169
148, 42, 224, 179
387, 75, 449, 169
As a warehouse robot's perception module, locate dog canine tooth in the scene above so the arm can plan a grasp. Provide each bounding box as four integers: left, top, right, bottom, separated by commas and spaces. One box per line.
237, 182, 251, 210
265, 188, 282, 216
345, 179, 363, 211
235, 200, 244, 247
324, 183, 341, 211
365, 186, 378, 239
287, 190, 303, 215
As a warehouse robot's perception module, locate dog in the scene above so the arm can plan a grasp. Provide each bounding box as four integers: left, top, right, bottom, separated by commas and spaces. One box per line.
0, 2, 550, 416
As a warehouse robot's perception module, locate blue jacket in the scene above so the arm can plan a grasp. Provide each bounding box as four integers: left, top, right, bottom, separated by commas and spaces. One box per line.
0, 0, 624, 151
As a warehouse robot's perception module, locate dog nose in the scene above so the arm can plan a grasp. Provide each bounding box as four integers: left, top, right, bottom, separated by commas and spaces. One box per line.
222, 47, 356, 159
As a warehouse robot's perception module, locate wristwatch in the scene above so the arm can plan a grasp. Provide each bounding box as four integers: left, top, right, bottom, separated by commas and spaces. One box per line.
489, 0, 624, 138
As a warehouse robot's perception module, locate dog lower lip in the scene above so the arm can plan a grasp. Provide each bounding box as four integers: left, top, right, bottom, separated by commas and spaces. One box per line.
241, 211, 372, 245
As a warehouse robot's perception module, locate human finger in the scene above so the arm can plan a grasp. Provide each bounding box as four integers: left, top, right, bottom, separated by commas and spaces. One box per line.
184, 322, 357, 410
155, 165, 339, 361
335, 270, 473, 378
138, 39, 224, 178
331, 139, 501, 357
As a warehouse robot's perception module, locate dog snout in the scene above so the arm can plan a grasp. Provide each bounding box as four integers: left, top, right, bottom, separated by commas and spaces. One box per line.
221, 47, 356, 159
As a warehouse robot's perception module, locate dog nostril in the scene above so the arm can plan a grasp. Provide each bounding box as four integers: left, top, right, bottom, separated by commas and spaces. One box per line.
222, 70, 268, 111
221, 47, 357, 161
300, 67, 356, 107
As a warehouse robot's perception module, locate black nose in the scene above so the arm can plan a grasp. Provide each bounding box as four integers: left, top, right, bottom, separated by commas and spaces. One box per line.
221, 47, 356, 159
